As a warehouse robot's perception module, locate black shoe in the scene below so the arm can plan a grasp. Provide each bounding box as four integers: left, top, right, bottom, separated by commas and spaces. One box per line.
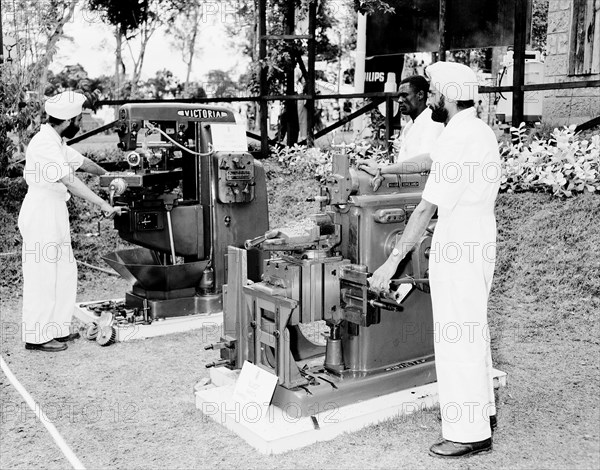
429, 438, 492, 458
25, 340, 68, 352
55, 332, 80, 342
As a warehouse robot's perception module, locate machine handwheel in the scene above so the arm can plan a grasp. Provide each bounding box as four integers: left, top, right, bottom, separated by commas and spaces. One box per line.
96, 326, 117, 346
84, 322, 99, 340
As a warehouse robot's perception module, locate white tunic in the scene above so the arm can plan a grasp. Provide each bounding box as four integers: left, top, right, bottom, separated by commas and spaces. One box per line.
395, 107, 444, 163
422, 108, 500, 443
18, 125, 84, 344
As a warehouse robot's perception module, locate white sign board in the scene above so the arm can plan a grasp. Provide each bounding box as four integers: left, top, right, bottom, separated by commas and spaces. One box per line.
232, 361, 278, 409
210, 124, 248, 152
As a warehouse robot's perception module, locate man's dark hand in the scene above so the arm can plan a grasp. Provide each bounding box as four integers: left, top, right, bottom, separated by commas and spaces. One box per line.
357, 159, 379, 176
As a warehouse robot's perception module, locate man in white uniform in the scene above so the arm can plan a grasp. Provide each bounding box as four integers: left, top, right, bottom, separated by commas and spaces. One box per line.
359, 75, 443, 175
19, 91, 122, 352
369, 62, 501, 458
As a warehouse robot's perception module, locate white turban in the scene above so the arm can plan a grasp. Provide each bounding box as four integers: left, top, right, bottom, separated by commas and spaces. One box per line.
425, 62, 479, 101
45, 91, 86, 120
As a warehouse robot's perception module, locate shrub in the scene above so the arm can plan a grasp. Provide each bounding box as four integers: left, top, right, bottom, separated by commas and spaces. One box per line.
270, 139, 393, 183
500, 123, 599, 197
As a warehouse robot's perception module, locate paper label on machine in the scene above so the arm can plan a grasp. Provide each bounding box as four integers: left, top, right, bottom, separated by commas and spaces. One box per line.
233, 361, 278, 408
210, 124, 248, 152
394, 284, 413, 304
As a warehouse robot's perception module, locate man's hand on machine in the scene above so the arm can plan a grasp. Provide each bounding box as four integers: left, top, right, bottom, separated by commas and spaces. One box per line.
368, 258, 399, 294
100, 202, 126, 219
357, 159, 379, 176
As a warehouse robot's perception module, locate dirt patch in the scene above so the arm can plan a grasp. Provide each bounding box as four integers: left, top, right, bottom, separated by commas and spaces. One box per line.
1, 162, 599, 468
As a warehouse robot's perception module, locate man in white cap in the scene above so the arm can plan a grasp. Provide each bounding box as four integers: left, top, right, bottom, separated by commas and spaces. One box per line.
18, 91, 123, 352
359, 75, 443, 175
369, 62, 501, 457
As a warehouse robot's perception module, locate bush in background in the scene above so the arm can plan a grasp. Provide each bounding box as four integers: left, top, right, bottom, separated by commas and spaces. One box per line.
272, 124, 600, 199
270, 139, 390, 183
500, 123, 599, 197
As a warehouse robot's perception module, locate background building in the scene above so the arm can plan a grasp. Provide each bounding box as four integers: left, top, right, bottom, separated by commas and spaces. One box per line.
543, 0, 600, 125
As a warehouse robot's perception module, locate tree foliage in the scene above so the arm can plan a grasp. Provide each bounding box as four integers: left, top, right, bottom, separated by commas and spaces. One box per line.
352, 0, 394, 15
166, 0, 204, 86
0, 1, 80, 174
86, 0, 180, 95
143, 69, 179, 99
87, 0, 151, 36
531, 0, 549, 53
205, 70, 241, 98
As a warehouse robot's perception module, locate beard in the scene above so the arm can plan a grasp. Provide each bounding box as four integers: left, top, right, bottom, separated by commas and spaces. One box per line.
429, 95, 448, 123
62, 121, 80, 139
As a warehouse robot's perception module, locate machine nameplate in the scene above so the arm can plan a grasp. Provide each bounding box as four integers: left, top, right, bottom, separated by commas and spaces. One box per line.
226, 170, 252, 181
402, 181, 420, 187
135, 212, 163, 231
177, 109, 230, 120
217, 153, 256, 203
384, 358, 427, 371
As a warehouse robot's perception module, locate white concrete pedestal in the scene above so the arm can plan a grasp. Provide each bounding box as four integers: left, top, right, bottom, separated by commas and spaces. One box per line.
195, 366, 508, 455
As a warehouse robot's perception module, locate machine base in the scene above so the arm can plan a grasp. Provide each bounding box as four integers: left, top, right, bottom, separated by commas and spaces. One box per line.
271, 357, 436, 417
74, 299, 223, 342
195, 367, 508, 455
125, 291, 222, 320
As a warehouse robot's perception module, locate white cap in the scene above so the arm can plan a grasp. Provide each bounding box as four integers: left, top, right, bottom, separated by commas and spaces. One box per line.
44, 91, 86, 120
425, 62, 479, 101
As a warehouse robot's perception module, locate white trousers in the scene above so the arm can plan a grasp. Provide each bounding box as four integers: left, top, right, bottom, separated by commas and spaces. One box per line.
18, 189, 77, 344
429, 214, 496, 443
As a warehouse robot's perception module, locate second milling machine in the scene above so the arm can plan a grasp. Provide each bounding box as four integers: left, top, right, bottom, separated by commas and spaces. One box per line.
99, 103, 268, 321
208, 149, 437, 416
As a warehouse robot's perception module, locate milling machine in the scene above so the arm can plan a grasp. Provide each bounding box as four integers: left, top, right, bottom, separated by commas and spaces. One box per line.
99, 103, 268, 320
208, 149, 436, 416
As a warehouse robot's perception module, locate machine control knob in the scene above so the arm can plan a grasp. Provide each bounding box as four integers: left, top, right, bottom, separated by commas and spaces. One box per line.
127, 152, 141, 167
232, 157, 244, 169
108, 178, 128, 197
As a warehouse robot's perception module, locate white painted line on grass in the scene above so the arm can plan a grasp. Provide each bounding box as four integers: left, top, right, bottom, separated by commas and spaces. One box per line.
0, 356, 87, 470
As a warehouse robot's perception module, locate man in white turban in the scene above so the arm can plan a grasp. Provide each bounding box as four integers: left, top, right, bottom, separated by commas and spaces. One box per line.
19, 91, 123, 352
369, 62, 501, 458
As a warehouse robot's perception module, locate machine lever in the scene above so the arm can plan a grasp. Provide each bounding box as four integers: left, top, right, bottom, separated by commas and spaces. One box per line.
315, 375, 338, 390
345, 292, 404, 312
370, 299, 403, 312
204, 341, 233, 350
306, 195, 329, 203
244, 229, 279, 250
390, 277, 429, 285
205, 359, 231, 369
165, 211, 177, 265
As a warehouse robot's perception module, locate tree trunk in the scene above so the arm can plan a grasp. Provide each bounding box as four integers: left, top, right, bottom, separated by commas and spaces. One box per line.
185, 28, 198, 86
185, 7, 200, 87
284, 3, 299, 146
36, 2, 77, 98
129, 19, 159, 95
115, 28, 126, 100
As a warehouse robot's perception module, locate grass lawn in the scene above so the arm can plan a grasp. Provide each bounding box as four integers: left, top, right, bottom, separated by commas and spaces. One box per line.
1, 141, 598, 469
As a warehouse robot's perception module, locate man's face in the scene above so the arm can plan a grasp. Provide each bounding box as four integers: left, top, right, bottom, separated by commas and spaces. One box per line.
397, 83, 421, 116
62, 115, 82, 139
427, 87, 448, 123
